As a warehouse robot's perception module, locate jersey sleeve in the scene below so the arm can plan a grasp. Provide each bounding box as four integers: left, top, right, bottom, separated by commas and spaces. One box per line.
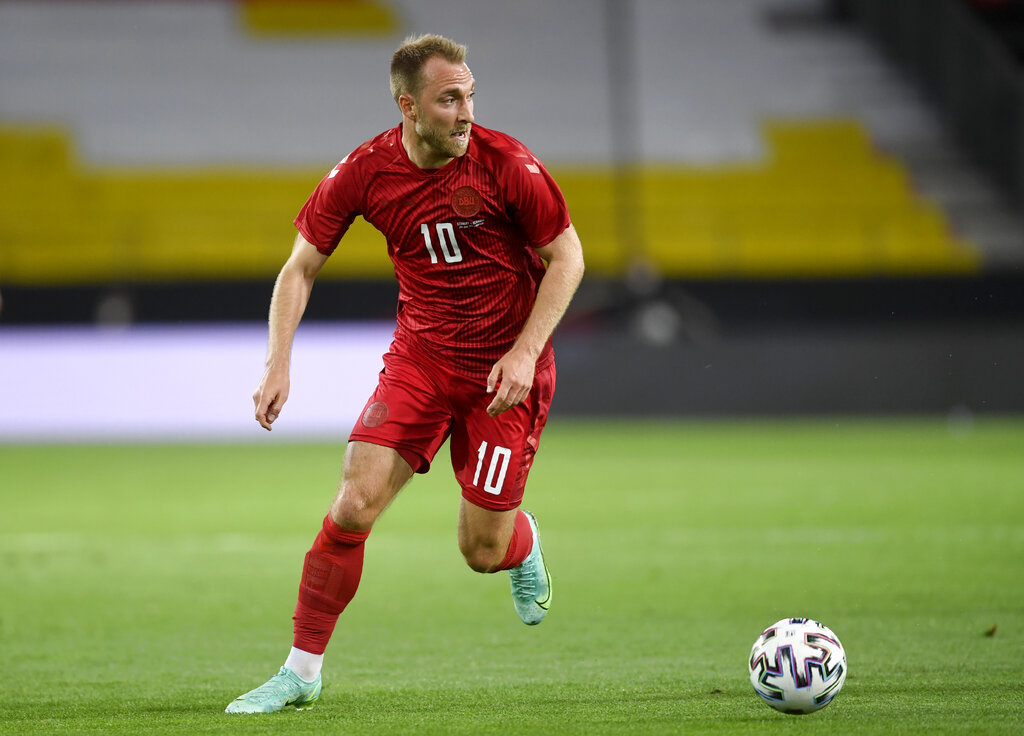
502, 150, 571, 249
293, 158, 363, 256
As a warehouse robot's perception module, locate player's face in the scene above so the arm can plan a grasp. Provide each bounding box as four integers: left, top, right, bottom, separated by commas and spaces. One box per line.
411, 57, 475, 167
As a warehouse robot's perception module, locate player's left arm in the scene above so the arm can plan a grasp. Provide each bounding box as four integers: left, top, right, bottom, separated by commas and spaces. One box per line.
486, 224, 585, 417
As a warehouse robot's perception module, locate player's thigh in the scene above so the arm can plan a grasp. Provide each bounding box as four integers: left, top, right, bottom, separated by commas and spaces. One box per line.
457, 497, 518, 568
330, 441, 416, 528
450, 360, 556, 511
458, 497, 517, 547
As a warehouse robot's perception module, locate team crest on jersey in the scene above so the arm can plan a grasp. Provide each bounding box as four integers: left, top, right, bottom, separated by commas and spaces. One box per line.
361, 401, 389, 428
452, 186, 482, 217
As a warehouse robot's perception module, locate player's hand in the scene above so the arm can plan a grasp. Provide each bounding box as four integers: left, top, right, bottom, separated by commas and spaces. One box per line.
253, 365, 290, 431
486, 348, 535, 417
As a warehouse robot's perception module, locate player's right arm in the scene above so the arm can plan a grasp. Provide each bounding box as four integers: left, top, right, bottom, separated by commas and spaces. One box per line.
253, 233, 329, 431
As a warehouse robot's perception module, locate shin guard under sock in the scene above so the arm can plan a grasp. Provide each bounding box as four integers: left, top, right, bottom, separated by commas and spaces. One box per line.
494, 509, 534, 572
292, 515, 370, 655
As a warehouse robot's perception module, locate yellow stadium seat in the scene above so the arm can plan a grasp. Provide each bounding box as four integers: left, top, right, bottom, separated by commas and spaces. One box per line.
0, 120, 981, 283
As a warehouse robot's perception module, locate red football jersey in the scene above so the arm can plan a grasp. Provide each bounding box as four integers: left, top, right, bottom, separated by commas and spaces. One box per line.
295, 123, 571, 375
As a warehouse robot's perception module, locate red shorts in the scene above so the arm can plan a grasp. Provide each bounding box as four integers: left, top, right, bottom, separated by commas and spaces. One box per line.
349, 333, 556, 511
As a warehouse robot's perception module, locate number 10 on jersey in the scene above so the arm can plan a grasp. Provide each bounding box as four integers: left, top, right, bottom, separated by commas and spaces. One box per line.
420, 222, 463, 264
474, 441, 511, 495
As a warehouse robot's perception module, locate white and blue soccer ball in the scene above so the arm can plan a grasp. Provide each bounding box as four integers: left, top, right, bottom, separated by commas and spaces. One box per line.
748, 617, 847, 715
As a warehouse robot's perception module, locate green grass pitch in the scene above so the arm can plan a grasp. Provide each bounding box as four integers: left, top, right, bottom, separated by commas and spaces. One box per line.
1, 418, 1022, 735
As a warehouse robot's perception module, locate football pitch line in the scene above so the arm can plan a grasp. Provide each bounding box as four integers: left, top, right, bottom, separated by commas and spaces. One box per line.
0, 418, 1021, 734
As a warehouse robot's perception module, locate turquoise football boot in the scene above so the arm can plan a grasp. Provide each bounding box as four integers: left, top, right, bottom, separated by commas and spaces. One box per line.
225, 666, 322, 714
508, 510, 552, 625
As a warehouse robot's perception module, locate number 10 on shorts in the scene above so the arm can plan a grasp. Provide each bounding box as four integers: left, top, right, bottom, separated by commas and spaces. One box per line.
473, 441, 511, 495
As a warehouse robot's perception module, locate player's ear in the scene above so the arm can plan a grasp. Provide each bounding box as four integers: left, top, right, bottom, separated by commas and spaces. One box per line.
398, 93, 417, 121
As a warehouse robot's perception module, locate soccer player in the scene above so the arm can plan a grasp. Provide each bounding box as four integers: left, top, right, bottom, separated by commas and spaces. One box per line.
225, 34, 585, 714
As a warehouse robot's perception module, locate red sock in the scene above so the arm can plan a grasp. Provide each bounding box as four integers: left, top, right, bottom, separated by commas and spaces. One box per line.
494, 509, 534, 572
292, 515, 370, 655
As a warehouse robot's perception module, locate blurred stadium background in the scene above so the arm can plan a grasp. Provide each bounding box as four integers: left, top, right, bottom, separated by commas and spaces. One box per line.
2, 0, 1023, 440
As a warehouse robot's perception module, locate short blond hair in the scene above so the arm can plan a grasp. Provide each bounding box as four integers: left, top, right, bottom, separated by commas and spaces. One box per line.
390, 34, 467, 104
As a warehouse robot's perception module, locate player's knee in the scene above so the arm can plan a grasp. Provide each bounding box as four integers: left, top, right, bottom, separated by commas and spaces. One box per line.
329, 488, 379, 530
460, 540, 504, 573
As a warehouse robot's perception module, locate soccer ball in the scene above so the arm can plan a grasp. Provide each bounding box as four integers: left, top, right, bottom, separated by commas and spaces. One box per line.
748, 617, 847, 715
